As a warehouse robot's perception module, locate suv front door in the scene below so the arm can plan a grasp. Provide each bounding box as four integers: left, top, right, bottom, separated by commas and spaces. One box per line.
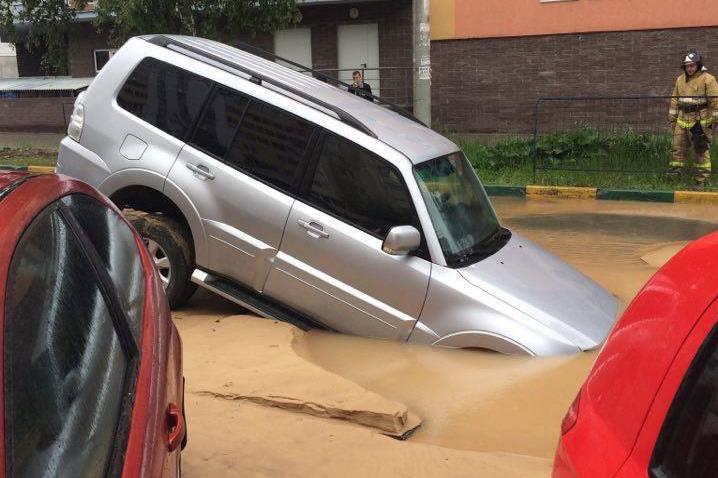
263, 134, 432, 340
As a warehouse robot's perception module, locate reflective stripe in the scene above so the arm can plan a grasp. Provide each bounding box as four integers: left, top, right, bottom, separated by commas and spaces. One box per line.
678, 98, 709, 105
669, 161, 685, 167
669, 109, 678, 115
677, 118, 713, 128
697, 161, 712, 170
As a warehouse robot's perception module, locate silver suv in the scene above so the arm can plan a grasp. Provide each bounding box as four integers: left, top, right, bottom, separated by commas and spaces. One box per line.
57, 35, 617, 356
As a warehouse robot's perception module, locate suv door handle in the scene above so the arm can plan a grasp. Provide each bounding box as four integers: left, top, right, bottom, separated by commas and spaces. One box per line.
186, 163, 215, 180
298, 219, 329, 239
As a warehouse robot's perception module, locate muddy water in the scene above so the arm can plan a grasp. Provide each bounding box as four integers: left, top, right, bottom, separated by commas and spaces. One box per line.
296, 197, 718, 459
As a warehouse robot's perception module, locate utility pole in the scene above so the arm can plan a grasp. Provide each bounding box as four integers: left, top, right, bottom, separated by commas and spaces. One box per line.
413, 0, 431, 127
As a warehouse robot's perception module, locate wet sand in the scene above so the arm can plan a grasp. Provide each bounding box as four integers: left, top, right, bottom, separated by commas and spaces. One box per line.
176, 197, 718, 476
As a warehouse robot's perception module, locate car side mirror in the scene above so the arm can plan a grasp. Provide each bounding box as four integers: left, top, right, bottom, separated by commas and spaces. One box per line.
382, 226, 421, 256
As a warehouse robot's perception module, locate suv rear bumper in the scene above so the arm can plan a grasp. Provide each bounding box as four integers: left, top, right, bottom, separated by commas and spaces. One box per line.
56, 136, 111, 188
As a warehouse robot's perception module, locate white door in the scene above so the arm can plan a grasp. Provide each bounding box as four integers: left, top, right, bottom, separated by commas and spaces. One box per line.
274, 28, 312, 73
338, 23, 380, 97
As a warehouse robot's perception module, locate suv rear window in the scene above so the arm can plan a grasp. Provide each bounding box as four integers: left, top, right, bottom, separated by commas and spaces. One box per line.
650, 319, 718, 477
117, 57, 212, 139
4, 196, 141, 478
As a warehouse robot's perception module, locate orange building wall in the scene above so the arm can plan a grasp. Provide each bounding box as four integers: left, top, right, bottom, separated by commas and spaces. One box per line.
431, 0, 718, 40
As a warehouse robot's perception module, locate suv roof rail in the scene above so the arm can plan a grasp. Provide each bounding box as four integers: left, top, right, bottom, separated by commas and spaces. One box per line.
146, 35, 380, 138
230, 40, 425, 127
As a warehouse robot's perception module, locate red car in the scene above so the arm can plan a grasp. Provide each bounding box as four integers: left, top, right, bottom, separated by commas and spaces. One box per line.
0, 172, 185, 477
554, 232, 718, 477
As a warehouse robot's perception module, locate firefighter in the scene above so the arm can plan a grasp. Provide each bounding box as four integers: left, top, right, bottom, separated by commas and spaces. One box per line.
668, 51, 718, 184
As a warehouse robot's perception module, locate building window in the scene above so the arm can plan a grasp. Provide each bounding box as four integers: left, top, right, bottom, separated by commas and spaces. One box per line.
94, 49, 117, 73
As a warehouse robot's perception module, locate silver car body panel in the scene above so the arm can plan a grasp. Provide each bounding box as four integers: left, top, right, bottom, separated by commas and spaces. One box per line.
457, 232, 618, 350
55, 34, 619, 355
167, 145, 294, 291
263, 200, 431, 340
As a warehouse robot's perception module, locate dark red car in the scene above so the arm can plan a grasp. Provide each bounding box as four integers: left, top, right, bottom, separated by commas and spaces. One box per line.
0, 172, 185, 477
554, 232, 718, 477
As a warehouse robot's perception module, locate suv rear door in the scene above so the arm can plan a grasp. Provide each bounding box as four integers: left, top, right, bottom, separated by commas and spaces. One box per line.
263, 133, 432, 340
167, 85, 316, 290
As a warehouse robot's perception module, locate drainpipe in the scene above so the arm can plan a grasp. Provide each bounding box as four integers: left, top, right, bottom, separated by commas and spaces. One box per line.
413, 0, 431, 127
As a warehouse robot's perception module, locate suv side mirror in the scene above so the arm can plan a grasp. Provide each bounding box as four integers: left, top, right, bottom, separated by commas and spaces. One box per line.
382, 226, 421, 256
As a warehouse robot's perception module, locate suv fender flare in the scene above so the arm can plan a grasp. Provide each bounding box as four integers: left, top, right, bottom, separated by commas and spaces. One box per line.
432, 330, 536, 355
161, 176, 208, 266
100, 169, 208, 267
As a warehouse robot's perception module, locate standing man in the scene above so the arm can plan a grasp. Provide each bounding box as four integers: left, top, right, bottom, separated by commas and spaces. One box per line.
348, 70, 373, 101
668, 51, 718, 184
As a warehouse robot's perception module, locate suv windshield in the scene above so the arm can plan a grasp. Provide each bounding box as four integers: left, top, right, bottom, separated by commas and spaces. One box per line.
414, 152, 506, 267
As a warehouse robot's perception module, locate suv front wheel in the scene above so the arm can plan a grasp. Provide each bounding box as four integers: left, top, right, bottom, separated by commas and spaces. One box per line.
125, 211, 197, 308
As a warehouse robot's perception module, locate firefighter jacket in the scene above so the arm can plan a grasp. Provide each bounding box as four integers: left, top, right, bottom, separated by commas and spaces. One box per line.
669, 70, 718, 129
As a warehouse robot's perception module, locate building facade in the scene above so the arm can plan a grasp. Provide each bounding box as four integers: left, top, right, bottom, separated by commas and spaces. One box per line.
430, 0, 718, 133
0, 34, 18, 78
9, 0, 718, 133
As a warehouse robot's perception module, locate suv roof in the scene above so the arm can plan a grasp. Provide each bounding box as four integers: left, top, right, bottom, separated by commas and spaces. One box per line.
141, 35, 459, 164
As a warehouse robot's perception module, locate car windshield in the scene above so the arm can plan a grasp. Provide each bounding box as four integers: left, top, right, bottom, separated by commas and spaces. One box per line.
414, 152, 504, 267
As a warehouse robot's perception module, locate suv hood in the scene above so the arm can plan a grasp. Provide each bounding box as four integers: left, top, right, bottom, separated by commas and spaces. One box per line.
459, 231, 618, 350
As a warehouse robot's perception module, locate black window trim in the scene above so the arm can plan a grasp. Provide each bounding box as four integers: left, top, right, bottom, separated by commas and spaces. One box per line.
649, 310, 718, 478
4, 195, 142, 478
297, 131, 430, 259
185, 84, 320, 197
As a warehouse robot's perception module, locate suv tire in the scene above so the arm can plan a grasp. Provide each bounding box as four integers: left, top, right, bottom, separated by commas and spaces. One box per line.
125, 211, 197, 308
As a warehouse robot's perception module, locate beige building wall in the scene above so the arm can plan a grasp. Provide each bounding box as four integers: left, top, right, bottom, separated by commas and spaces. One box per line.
0, 41, 18, 78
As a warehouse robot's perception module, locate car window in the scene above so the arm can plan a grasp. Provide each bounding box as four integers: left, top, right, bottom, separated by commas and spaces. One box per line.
60, 194, 145, 342
305, 134, 420, 239
225, 100, 314, 192
4, 199, 140, 478
190, 86, 250, 158
117, 57, 212, 139
650, 320, 718, 478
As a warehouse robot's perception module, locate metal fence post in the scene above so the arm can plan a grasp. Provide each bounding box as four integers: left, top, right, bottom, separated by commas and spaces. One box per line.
531, 98, 541, 184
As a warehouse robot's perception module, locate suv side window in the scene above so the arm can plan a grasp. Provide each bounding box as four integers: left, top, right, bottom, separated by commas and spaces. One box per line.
4, 197, 140, 478
190, 86, 250, 159
117, 57, 212, 139
305, 134, 421, 239
650, 320, 718, 477
225, 100, 315, 193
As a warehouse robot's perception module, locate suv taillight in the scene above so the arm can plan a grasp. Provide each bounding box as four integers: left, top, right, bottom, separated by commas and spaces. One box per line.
560, 389, 581, 436
67, 92, 86, 142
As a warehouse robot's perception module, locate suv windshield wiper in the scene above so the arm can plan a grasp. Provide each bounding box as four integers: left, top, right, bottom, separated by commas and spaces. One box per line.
451, 227, 512, 266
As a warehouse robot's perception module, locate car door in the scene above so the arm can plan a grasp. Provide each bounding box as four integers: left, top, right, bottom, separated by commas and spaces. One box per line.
615, 299, 718, 478
2, 194, 147, 478
166, 86, 316, 290
263, 133, 432, 340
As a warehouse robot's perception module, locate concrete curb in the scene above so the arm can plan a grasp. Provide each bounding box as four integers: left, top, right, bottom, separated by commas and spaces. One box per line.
0, 164, 55, 173
27, 165, 56, 174
526, 185, 597, 199
674, 190, 718, 204
596, 189, 675, 203
487, 185, 718, 204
